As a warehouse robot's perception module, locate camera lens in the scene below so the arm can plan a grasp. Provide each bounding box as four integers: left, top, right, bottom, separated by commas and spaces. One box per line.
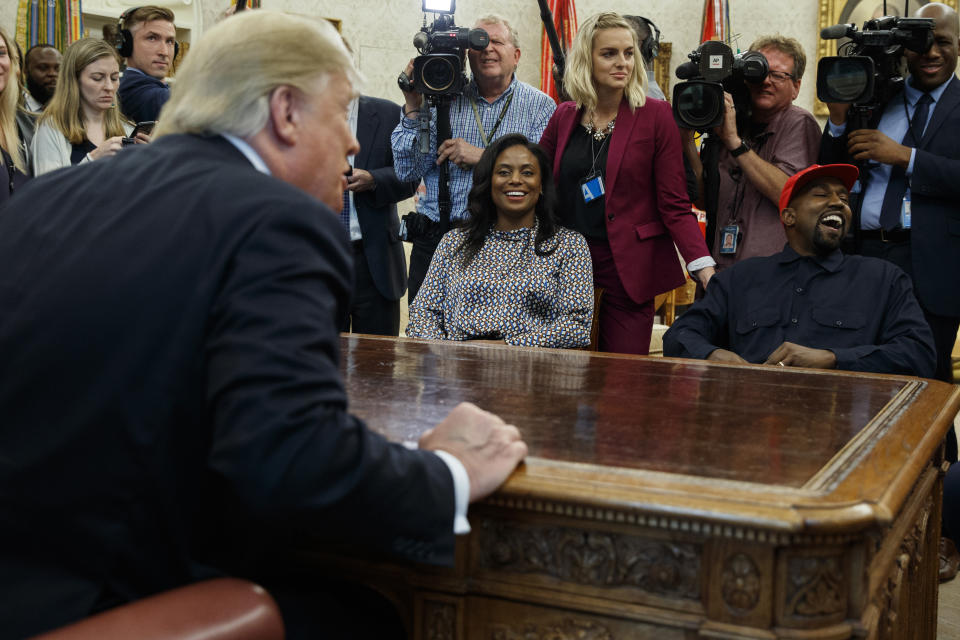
675, 82, 723, 129
421, 56, 457, 92
817, 57, 873, 103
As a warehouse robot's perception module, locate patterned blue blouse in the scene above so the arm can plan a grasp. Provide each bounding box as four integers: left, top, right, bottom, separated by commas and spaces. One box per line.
406, 223, 594, 348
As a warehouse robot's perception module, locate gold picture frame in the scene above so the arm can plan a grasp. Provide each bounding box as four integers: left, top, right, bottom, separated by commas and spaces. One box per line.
654, 42, 673, 101
815, 0, 958, 116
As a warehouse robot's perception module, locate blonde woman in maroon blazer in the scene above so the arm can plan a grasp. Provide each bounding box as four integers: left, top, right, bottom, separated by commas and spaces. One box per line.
540, 12, 715, 354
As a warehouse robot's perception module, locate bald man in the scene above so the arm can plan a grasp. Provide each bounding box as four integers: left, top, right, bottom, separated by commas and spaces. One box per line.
820, 2, 960, 395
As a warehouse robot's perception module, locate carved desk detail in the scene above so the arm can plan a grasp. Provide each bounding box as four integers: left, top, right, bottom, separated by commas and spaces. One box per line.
476, 518, 700, 600
422, 599, 456, 640
720, 553, 761, 613
490, 619, 613, 640
785, 555, 846, 618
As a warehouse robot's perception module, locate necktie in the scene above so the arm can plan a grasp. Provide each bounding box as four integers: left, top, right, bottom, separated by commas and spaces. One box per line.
878, 92, 933, 230
339, 187, 351, 232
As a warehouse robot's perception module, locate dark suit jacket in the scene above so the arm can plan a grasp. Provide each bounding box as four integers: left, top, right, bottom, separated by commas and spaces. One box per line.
354, 96, 417, 300
819, 75, 960, 317
118, 68, 170, 124
539, 98, 710, 304
0, 134, 455, 638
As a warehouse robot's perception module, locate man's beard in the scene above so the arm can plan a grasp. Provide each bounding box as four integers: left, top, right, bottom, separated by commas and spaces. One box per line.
812, 224, 844, 256
26, 76, 54, 106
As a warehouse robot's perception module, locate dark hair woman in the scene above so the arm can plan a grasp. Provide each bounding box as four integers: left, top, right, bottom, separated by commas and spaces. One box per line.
407, 133, 594, 348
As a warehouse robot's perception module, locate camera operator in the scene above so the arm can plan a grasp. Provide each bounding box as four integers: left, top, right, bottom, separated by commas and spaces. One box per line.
819, 2, 960, 393
391, 14, 556, 304
684, 35, 820, 269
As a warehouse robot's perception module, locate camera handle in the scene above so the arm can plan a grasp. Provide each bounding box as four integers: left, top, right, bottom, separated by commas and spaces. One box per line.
426, 96, 454, 234
418, 106, 431, 155
843, 104, 879, 254
699, 134, 723, 254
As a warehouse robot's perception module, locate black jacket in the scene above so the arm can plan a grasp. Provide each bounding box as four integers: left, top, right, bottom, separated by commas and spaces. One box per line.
0, 134, 455, 637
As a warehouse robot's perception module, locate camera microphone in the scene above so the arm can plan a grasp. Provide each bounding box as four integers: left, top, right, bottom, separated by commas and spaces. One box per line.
821, 24, 853, 40
413, 31, 430, 50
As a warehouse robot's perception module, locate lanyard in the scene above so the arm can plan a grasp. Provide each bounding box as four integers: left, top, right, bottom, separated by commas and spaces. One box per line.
471, 92, 514, 147
588, 132, 611, 176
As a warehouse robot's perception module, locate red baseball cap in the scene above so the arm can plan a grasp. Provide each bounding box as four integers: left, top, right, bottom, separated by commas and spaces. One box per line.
778, 164, 859, 212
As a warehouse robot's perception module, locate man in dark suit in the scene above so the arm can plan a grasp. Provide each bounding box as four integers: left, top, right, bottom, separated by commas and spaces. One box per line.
340, 95, 417, 335
0, 12, 526, 639
820, 2, 959, 388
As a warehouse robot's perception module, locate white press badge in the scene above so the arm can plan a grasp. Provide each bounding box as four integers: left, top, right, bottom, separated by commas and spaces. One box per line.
580, 171, 605, 204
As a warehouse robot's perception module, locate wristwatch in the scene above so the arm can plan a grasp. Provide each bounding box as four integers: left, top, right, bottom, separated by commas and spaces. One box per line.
730, 140, 750, 157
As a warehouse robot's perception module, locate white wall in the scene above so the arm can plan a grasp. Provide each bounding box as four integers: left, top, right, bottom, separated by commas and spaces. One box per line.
196, 0, 822, 114
1, 0, 823, 114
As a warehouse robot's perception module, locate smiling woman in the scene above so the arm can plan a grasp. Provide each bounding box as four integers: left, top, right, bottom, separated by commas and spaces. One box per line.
406, 133, 594, 348
32, 38, 138, 175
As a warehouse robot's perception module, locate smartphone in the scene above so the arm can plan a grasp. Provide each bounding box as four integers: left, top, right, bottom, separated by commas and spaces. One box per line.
132, 121, 156, 137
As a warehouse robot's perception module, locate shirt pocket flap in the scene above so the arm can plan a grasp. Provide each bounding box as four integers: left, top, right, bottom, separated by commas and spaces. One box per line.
736, 308, 780, 335
634, 221, 668, 240
811, 307, 866, 330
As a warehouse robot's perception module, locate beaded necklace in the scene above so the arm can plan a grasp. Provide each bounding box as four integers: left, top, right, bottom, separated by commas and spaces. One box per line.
584, 111, 616, 141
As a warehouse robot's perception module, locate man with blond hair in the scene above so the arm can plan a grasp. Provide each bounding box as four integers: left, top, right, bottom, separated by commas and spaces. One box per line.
116, 5, 177, 122
0, 11, 526, 638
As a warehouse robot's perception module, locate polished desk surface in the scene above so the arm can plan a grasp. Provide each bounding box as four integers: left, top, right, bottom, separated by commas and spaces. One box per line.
341, 335, 960, 536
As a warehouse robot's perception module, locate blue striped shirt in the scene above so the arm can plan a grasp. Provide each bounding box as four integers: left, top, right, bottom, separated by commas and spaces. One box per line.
391, 77, 556, 222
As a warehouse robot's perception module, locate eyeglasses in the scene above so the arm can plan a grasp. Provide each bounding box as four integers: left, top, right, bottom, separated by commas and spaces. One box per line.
767, 70, 796, 84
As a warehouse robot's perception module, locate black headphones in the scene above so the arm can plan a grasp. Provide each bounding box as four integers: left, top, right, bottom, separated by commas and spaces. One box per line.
635, 16, 661, 63
116, 7, 179, 60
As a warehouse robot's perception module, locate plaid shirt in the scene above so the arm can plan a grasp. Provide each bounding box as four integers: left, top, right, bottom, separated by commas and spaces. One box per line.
391, 77, 556, 223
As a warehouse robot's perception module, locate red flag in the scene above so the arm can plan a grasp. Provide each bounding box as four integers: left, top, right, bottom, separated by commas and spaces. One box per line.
540, 0, 577, 103
701, 0, 729, 44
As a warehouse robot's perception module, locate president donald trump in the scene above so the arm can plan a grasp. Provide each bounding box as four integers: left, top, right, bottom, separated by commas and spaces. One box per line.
0, 11, 526, 638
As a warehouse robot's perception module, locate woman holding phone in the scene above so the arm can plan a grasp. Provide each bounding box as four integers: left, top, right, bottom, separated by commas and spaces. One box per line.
32, 38, 147, 175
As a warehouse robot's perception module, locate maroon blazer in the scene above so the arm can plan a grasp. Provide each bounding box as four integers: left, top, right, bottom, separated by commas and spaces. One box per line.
540, 97, 710, 304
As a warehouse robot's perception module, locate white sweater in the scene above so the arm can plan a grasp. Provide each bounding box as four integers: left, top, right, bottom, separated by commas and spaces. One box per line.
31, 120, 134, 176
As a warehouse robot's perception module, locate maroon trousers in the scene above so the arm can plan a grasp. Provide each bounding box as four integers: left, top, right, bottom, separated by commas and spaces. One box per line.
588, 238, 654, 355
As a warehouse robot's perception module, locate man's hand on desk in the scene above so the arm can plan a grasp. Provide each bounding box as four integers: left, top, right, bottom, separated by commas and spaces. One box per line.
764, 342, 837, 369
707, 349, 748, 364
419, 402, 528, 502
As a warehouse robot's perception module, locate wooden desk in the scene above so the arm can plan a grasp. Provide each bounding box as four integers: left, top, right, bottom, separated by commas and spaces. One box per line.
326, 335, 960, 640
